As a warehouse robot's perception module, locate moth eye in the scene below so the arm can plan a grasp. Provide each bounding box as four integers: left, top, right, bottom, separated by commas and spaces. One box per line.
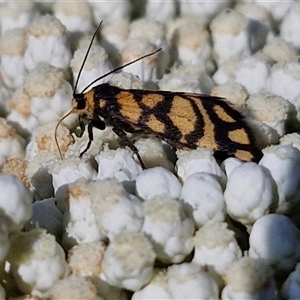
77, 99, 86, 110
74, 94, 86, 110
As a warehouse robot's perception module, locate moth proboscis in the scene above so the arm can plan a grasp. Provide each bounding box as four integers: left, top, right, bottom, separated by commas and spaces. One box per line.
55, 21, 262, 168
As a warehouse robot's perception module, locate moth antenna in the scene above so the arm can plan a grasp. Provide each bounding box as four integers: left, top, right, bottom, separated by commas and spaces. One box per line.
55, 109, 74, 160
81, 47, 162, 94
73, 20, 103, 97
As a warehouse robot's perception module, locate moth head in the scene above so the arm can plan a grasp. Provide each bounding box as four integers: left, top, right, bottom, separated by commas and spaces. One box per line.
72, 93, 86, 111
72, 90, 95, 119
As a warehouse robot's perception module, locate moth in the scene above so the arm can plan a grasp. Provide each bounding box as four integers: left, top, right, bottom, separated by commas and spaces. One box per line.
55, 22, 262, 168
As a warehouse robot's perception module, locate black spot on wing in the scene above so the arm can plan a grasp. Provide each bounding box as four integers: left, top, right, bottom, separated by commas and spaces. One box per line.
94, 83, 119, 97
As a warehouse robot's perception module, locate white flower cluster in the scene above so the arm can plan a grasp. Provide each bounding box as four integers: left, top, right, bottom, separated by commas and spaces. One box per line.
0, 1, 300, 299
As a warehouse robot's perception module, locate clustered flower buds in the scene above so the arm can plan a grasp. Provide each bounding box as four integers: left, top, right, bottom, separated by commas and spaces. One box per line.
0, 1, 300, 299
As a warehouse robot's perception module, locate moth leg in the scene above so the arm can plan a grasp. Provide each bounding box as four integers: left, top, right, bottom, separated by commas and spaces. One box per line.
77, 115, 85, 138
79, 121, 94, 157
79, 118, 105, 157
91, 118, 106, 130
112, 127, 145, 169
